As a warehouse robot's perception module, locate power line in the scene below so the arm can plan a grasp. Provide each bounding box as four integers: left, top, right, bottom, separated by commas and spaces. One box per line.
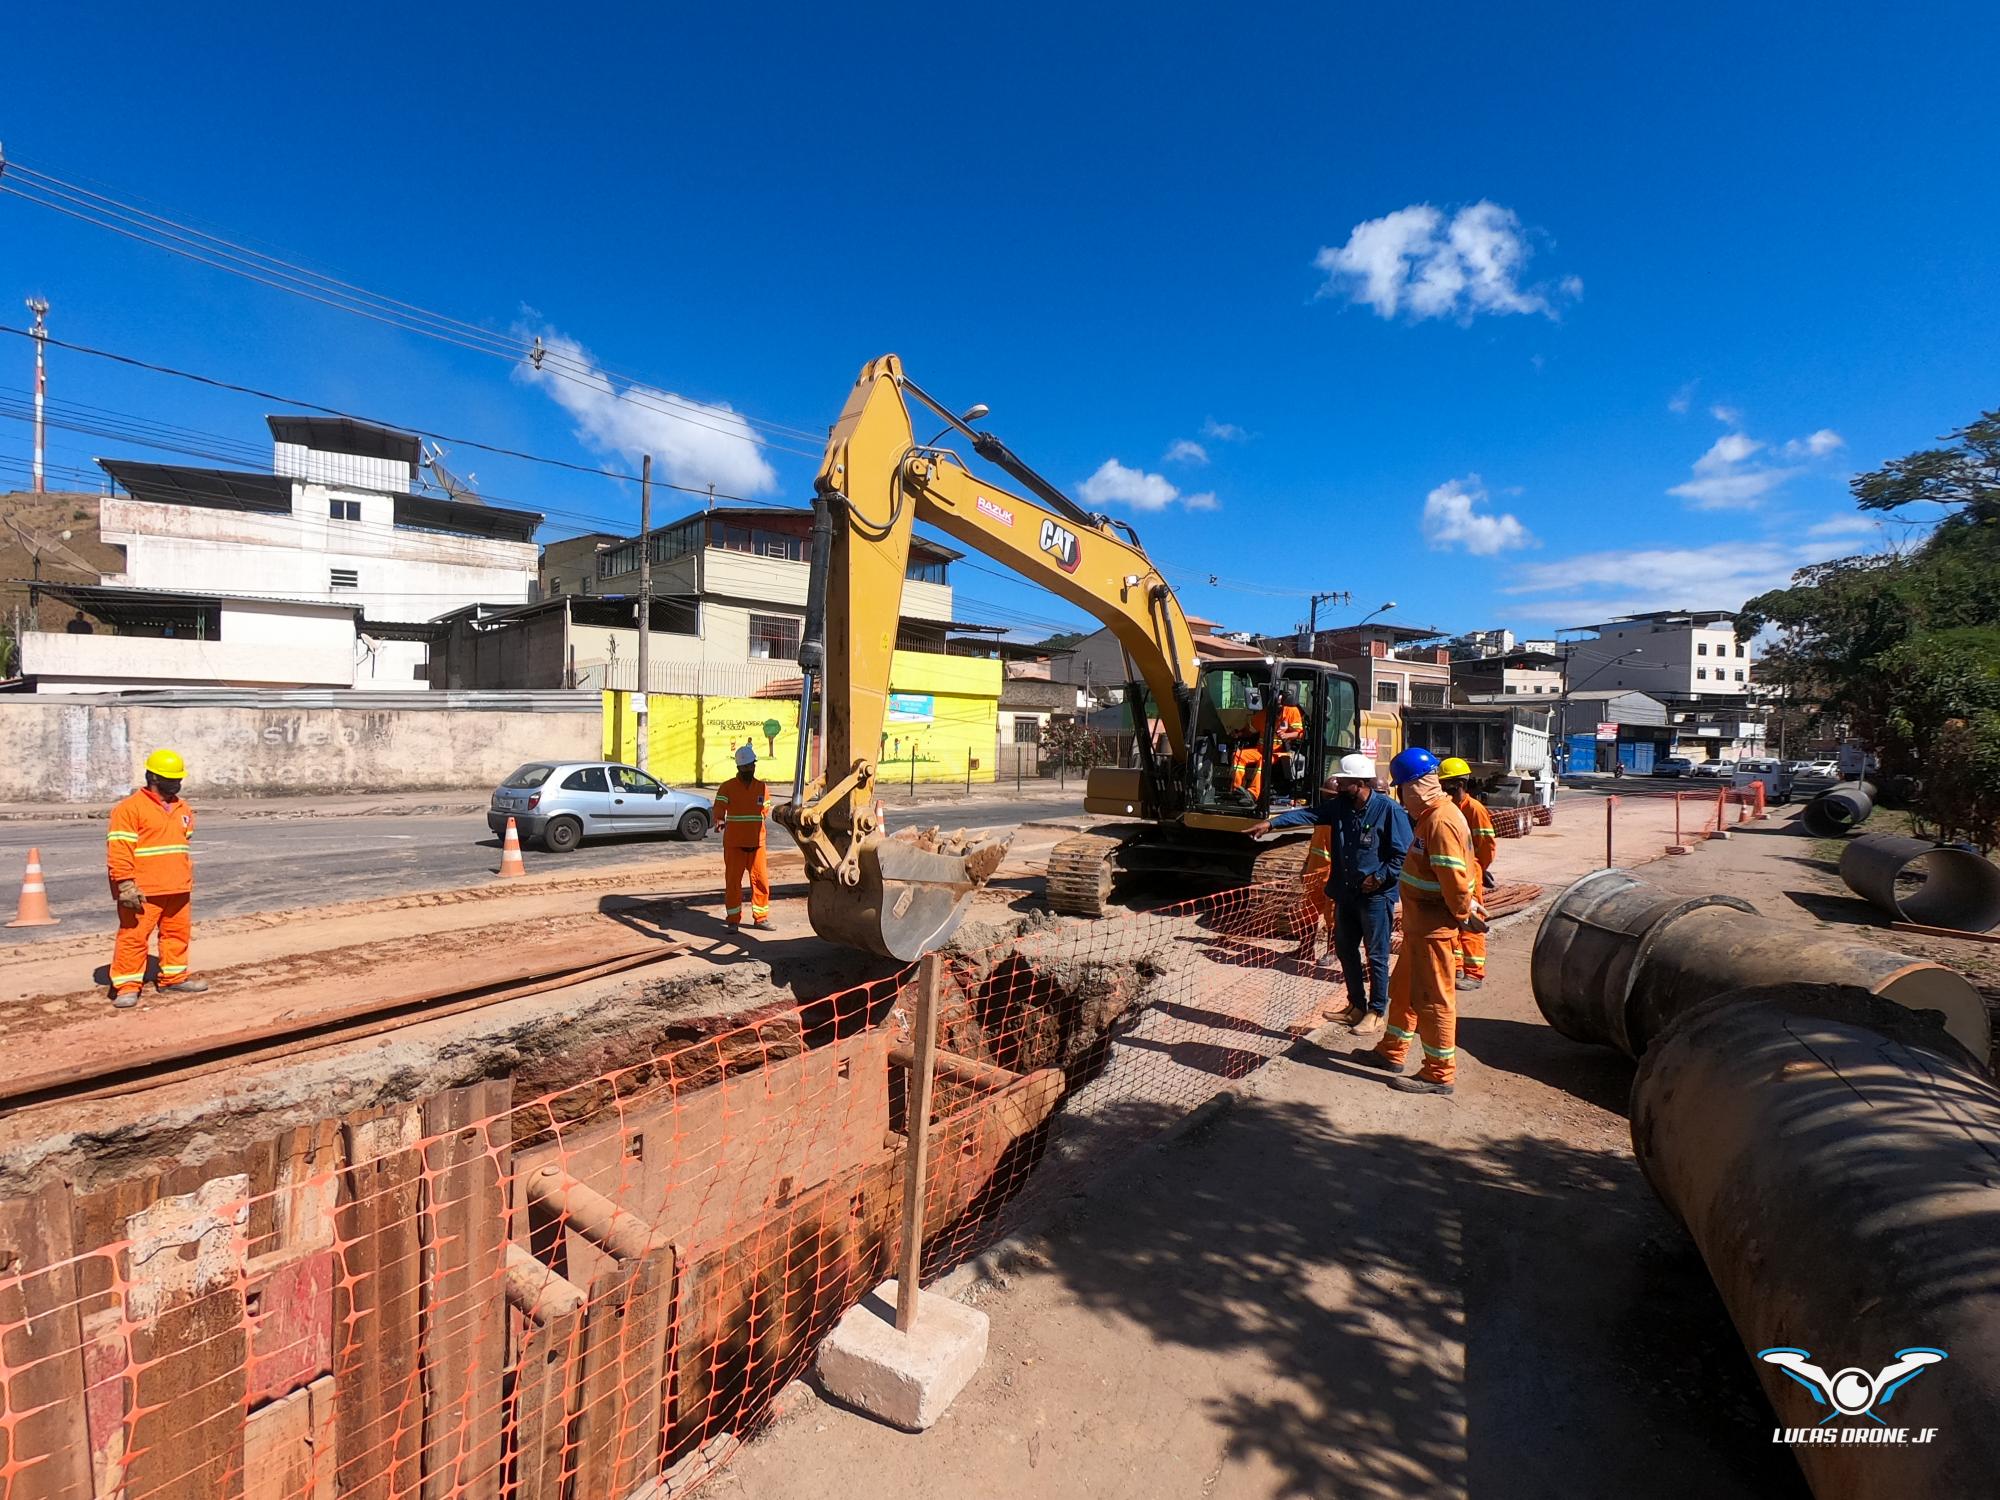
0, 155, 830, 455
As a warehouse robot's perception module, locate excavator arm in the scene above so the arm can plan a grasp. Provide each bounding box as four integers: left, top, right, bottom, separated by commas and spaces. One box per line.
774, 354, 1201, 958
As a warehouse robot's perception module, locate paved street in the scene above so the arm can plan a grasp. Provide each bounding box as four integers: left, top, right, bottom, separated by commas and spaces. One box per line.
0, 793, 1086, 945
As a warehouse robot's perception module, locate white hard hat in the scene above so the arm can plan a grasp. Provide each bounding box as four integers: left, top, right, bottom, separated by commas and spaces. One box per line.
735, 744, 758, 767
1336, 752, 1377, 780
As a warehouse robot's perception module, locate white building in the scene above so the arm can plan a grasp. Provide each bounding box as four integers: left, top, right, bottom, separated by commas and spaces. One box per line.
18, 585, 373, 693
1561, 610, 1753, 699
94, 416, 541, 687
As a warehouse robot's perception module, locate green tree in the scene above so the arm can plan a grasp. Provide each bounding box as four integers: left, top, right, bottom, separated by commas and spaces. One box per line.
1739, 408, 2000, 849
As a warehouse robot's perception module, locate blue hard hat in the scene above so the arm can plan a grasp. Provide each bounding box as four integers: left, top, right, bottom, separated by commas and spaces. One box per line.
1389, 746, 1441, 786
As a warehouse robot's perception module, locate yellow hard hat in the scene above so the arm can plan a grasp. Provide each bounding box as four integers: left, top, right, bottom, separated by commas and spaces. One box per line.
144, 748, 186, 778
1438, 756, 1473, 780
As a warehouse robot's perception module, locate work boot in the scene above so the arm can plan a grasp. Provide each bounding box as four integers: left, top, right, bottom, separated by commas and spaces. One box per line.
159, 977, 211, 994
1330, 1003, 1368, 1027
1389, 1074, 1455, 1096
1349, 1011, 1387, 1039
751, 918, 773, 930
1348, 1047, 1404, 1073
1455, 975, 1483, 992
112, 991, 141, 1010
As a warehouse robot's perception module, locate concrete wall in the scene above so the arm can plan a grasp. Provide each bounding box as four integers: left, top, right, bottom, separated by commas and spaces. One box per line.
0, 697, 600, 802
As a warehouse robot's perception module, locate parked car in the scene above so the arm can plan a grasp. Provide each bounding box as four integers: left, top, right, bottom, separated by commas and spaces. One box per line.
1804, 760, 1841, 779
1652, 756, 1694, 779
1781, 760, 1815, 779
1731, 756, 1793, 804
488, 761, 714, 851
1689, 759, 1732, 779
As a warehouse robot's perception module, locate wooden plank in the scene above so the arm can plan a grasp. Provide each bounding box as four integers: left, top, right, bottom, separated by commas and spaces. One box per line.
335, 1107, 424, 1500
242, 1375, 336, 1500
0, 1183, 92, 1500
121, 1171, 252, 1500
245, 1251, 336, 1409
507, 1301, 583, 1500
418, 1081, 511, 1500
570, 1245, 675, 1500
1893, 920, 2000, 945
896, 954, 942, 1331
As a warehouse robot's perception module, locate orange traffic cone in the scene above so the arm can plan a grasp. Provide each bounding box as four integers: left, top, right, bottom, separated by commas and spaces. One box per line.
6, 848, 59, 927
498, 817, 527, 878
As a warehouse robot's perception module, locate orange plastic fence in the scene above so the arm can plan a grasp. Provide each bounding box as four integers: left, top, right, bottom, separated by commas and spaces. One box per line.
0, 882, 1351, 1499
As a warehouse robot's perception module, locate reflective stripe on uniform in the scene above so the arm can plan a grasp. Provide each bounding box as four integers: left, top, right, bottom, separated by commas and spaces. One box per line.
110, 970, 148, 986
107, 831, 139, 843
1422, 1042, 1457, 1061
1386, 1022, 1418, 1043
724, 815, 764, 823
1400, 874, 1441, 892
135, 844, 192, 856
158, 963, 188, 975
1428, 854, 1468, 870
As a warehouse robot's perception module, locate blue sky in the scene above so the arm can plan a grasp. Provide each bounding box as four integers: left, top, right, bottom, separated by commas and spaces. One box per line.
3, 2, 1995, 642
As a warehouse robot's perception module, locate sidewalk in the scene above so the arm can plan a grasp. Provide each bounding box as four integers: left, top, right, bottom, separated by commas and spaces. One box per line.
715, 897, 1805, 1500
0, 779, 1085, 823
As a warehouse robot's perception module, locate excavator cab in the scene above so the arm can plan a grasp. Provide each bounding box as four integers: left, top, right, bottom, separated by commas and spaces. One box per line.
1178, 660, 1360, 821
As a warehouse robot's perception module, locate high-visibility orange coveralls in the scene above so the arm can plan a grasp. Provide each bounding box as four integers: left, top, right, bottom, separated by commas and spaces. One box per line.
1234, 703, 1303, 800
710, 775, 771, 925
1451, 788, 1496, 981
106, 786, 196, 1000
1302, 825, 1334, 950
1373, 778, 1475, 1086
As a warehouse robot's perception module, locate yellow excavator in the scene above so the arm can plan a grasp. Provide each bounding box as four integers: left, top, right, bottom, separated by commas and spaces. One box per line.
774, 355, 1365, 959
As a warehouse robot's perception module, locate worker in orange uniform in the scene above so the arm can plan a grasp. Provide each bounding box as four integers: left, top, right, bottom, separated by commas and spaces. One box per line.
1437, 757, 1497, 992
711, 743, 772, 928
106, 748, 209, 1009
1300, 821, 1334, 965
1352, 747, 1483, 1095
1234, 688, 1304, 803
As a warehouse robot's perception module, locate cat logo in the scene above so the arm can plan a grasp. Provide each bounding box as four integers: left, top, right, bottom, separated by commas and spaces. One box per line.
1039, 518, 1081, 574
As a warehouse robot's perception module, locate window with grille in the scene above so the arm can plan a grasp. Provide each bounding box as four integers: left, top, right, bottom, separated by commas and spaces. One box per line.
1376, 680, 1400, 704
1412, 684, 1446, 706
330, 568, 359, 589
1013, 715, 1042, 744
748, 613, 802, 660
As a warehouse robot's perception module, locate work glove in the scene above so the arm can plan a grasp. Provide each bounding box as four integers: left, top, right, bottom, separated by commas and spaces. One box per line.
116, 879, 145, 913
1461, 899, 1490, 935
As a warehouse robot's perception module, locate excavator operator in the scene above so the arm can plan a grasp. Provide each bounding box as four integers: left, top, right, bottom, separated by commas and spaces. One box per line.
1232, 688, 1305, 803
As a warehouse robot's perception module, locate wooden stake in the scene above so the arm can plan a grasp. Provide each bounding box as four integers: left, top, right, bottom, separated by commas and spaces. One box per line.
1605, 795, 1617, 869
896, 951, 942, 1333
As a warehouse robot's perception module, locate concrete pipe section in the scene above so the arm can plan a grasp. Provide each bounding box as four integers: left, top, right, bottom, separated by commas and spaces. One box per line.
1532, 868, 1992, 1062
1801, 781, 1875, 837
1631, 984, 2000, 1497
1840, 832, 2000, 934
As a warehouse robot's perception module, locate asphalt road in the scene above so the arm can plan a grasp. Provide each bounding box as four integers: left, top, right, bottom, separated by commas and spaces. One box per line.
0, 794, 1087, 946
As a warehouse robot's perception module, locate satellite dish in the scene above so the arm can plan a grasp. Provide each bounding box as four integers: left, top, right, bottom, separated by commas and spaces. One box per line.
6, 517, 97, 579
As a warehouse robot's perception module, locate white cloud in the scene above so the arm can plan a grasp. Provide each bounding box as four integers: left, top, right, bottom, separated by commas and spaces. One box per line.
1710, 403, 1743, 426
1164, 438, 1209, 466
1805, 514, 1876, 540
1078, 458, 1215, 512
1783, 428, 1845, 459
1668, 381, 1698, 415
1421, 475, 1534, 555
1313, 200, 1576, 322
1667, 422, 1845, 511
1201, 418, 1248, 442
514, 325, 777, 495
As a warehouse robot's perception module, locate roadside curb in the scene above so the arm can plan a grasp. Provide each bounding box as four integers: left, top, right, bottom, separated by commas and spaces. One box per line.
0, 796, 494, 824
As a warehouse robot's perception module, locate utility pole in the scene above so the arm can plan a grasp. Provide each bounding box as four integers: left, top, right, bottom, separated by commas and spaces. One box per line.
26, 298, 49, 495
636, 454, 652, 771
1298, 590, 1350, 656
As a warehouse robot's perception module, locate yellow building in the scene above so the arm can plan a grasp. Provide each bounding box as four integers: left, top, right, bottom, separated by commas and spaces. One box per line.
604, 649, 1001, 787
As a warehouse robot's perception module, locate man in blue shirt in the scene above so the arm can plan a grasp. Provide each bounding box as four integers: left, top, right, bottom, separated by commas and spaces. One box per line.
1248, 752, 1413, 1037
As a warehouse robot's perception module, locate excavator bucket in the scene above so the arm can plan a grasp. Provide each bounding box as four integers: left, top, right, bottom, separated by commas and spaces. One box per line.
806, 831, 1011, 960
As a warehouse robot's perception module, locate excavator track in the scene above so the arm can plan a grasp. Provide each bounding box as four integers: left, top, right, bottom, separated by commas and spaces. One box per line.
1045, 829, 1131, 918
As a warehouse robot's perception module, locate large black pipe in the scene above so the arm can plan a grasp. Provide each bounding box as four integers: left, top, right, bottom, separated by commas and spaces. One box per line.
1802, 781, 1875, 837
1532, 869, 1992, 1062
1840, 832, 2000, 933
1631, 984, 2000, 1497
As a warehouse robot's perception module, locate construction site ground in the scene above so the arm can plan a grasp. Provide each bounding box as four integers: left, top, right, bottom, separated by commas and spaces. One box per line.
715, 805, 1997, 1500
6, 786, 1984, 1493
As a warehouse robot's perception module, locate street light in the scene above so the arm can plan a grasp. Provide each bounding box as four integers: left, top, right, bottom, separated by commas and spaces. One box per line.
923, 403, 990, 447
1358, 601, 1397, 627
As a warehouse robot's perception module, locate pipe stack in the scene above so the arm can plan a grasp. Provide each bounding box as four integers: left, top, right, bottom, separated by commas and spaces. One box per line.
1533, 868, 1991, 1062
1631, 983, 2000, 1498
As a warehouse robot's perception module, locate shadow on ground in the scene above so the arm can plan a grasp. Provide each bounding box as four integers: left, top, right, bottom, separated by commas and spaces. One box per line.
998, 1090, 1807, 1500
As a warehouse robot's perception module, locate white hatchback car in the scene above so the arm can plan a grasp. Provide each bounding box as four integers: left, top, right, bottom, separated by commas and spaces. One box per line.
487, 761, 715, 851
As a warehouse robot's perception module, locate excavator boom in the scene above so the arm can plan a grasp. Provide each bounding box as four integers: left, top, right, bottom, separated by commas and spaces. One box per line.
775, 355, 1201, 958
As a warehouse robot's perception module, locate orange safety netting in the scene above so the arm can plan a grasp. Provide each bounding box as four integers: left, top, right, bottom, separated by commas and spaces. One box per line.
0, 880, 1362, 1499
